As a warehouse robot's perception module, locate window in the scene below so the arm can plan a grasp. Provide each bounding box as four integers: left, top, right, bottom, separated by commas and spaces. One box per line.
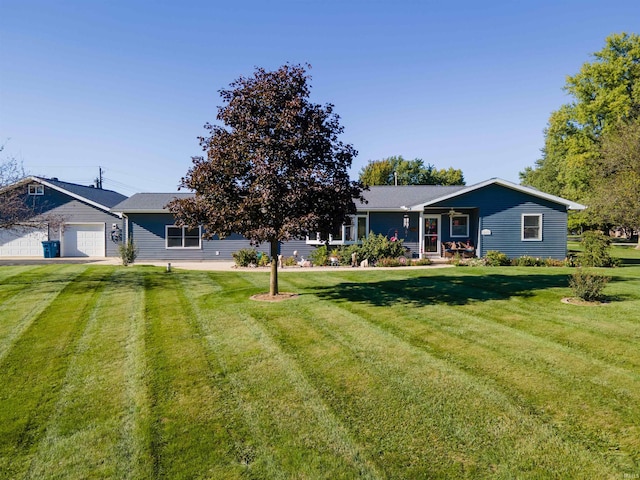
356, 216, 368, 240
344, 215, 367, 242
522, 214, 542, 241
28, 184, 44, 195
450, 215, 469, 237
306, 215, 368, 245
166, 226, 202, 248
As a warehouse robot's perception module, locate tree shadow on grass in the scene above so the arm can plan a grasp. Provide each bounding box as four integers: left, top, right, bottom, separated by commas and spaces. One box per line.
310, 273, 572, 307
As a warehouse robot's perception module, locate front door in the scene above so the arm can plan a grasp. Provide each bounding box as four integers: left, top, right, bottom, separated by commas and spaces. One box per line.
423, 216, 440, 256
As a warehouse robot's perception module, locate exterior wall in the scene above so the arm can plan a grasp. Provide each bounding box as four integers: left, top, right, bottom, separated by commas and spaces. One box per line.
126, 213, 276, 260
431, 184, 568, 259
427, 210, 479, 246
279, 239, 315, 259
368, 212, 420, 257
126, 213, 342, 261
17, 186, 123, 257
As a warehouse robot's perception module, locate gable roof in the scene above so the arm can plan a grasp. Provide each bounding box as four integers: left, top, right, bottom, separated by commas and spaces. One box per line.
4, 176, 128, 213
109, 178, 586, 214
407, 178, 586, 211
358, 185, 466, 210
110, 193, 194, 213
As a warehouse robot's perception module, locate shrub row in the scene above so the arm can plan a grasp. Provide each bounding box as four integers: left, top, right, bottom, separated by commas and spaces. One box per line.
309, 234, 430, 267
231, 248, 270, 267
455, 251, 571, 267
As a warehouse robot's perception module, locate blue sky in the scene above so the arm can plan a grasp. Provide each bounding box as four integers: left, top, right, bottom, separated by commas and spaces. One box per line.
1, 1, 639, 195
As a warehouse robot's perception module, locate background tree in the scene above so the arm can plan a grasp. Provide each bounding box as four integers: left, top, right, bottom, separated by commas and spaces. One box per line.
520, 32, 640, 217
0, 143, 32, 229
588, 119, 640, 247
168, 64, 364, 296
359, 156, 465, 186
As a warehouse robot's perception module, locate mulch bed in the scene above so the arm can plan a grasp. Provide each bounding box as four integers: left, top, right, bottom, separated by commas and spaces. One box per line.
561, 297, 608, 306
250, 292, 299, 302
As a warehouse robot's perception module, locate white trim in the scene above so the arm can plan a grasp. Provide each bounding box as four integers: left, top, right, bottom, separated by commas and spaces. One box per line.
450, 214, 469, 238
28, 184, 44, 195
61, 222, 106, 257
521, 214, 543, 241
305, 215, 368, 245
410, 178, 586, 211
26, 176, 122, 216
165, 225, 202, 249
423, 214, 441, 256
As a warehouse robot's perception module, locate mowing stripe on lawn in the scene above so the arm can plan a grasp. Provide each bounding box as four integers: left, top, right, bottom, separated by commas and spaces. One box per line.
344, 299, 639, 472
0, 266, 114, 479
0, 265, 42, 285
179, 271, 382, 479
143, 270, 247, 479
467, 296, 640, 371
117, 268, 154, 480
293, 270, 639, 473
266, 274, 620, 478
22, 268, 153, 480
0, 265, 86, 366
0, 264, 80, 308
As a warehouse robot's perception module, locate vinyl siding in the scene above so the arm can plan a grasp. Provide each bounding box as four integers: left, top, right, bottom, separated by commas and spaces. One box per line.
20, 186, 123, 257
368, 212, 420, 257
430, 184, 568, 259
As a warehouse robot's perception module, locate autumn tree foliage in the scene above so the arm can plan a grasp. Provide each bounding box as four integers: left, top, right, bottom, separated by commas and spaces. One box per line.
168, 64, 364, 296
359, 156, 464, 186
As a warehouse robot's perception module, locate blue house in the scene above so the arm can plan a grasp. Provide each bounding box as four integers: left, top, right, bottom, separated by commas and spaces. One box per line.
0, 176, 127, 257
110, 178, 585, 261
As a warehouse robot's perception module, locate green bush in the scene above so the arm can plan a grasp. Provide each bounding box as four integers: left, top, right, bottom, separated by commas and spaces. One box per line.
257, 252, 270, 267
569, 270, 610, 301
512, 256, 544, 267
485, 250, 510, 266
283, 256, 298, 266
359, 233, 406, 264
118, 239, 138, 266
232, 248, 259, 267
339, 244, 360, 266
579, 231, 617, 267
309, 245, 329, 266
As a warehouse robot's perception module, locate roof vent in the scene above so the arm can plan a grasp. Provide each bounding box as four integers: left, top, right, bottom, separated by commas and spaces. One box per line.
51, 177, 59, 181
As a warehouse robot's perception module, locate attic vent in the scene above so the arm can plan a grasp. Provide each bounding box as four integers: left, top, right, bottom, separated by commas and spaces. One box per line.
51, 177, 59, 181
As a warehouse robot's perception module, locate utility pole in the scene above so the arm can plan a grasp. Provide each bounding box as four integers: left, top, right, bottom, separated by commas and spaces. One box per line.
95, 166, 103, 189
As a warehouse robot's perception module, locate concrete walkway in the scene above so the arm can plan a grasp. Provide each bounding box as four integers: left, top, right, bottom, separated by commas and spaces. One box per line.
0, 257, 453, 271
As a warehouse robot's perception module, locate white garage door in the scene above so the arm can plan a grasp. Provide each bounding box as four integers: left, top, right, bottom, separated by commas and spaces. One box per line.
62, 224, 105, 257
0, 227, 48, 257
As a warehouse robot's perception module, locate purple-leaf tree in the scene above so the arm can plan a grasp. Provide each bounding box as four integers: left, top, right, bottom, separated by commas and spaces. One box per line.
167, 64, 364, 296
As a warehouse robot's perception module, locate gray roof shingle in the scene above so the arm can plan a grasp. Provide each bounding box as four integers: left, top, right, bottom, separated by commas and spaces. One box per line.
110, 192, 193, 212
359, 185, 466, 209
29, 176, 128, 210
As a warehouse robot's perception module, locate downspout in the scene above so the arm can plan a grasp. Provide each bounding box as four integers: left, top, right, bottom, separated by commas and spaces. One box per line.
123, 214, 129, 243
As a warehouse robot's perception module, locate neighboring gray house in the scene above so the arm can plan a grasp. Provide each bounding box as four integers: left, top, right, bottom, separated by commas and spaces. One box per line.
111, 178, 585, 261
0, 176, 127, 257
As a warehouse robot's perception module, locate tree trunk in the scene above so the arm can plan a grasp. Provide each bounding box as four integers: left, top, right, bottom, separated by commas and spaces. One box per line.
269, 238, 279, 296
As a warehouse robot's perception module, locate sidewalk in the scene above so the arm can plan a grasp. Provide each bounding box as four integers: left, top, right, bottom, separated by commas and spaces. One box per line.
0, 257, 452, 271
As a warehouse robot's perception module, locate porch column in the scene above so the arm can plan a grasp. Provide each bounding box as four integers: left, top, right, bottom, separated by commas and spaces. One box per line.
418, 211, 424, 258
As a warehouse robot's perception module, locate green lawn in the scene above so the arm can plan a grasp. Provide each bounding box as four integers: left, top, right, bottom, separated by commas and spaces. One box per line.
0, 254, 639, 479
